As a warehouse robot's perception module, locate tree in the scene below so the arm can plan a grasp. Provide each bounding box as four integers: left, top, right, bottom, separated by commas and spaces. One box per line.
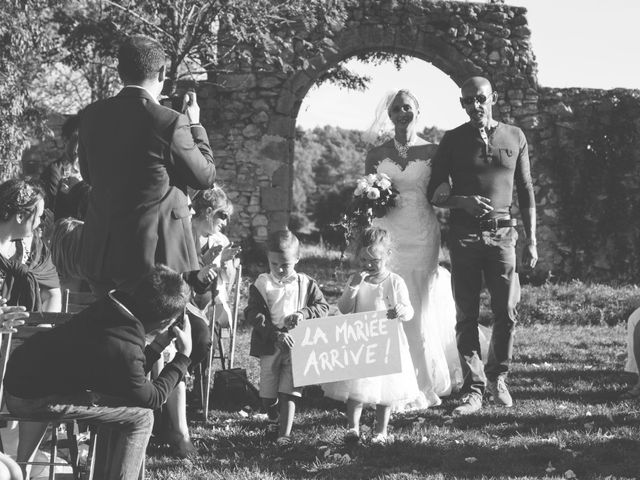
57, 0, 355, 96
0, 0, 61, 180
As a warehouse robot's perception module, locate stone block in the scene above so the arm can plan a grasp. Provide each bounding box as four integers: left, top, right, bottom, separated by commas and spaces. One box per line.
252, 111, 269, 124
517, 114, 539, 129
512, 25, 531, 38
218, 73, 256, 92
267, 114, 295, 137
261, 186, 289, 211
268, 211, 290, 232
242, 124, 261, 138
258, 76, 282, 89
271, 164, 290, 189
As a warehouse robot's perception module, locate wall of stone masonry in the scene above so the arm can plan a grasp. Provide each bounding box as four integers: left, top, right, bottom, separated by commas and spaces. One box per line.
193, 0, 640, 281
530, 87, 640, 281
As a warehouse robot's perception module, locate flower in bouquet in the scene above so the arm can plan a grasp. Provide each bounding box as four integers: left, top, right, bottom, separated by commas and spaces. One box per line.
337, 173, 399, 248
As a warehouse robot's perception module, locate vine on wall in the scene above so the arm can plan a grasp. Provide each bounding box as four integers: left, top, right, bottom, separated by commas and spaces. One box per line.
550, 91, 640, 282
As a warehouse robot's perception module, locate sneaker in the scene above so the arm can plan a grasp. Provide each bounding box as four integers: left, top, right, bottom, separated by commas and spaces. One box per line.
276, 435, 292, 447
486, 378, 513, 407
453, 393, 483, 416
344, 428, 360, 444
370, 433, 393, 445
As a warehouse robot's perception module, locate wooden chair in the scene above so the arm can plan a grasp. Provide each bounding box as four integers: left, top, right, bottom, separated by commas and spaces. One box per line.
199, 263, 242, 421
0, 312, 99, 480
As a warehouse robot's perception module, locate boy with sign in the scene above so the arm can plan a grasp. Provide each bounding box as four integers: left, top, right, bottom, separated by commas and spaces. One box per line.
244, 230, 329, 445
322, 227, 419, 444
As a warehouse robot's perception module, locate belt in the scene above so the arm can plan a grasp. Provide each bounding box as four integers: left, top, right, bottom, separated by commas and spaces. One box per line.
478, 217, 517, 231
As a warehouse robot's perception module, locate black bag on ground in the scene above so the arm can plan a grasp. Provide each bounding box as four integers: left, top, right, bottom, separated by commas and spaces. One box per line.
210, 368, 261, 411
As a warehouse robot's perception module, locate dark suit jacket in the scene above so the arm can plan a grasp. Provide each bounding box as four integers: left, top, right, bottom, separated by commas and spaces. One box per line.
4, 292, 190, 409
78, 86, 216, 283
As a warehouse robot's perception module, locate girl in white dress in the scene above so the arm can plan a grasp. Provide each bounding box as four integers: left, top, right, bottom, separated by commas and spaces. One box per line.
322, 227, 419, 443
364, 90, 475, 407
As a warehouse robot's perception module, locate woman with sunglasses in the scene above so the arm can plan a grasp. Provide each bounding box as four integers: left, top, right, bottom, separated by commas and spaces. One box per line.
190, 185, 240, 321
0, 178, 61, 312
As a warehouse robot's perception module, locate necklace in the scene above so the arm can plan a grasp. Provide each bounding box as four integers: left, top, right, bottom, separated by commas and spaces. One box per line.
393, 138, 413, 159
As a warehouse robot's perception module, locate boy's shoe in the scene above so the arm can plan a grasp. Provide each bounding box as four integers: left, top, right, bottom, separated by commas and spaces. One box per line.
265, 421, 279, 441
486, 377, 513, 407
343, 428, 360, 444
453, 393, 483, 416
276, 435, 292, 447
370, 433, 393, 445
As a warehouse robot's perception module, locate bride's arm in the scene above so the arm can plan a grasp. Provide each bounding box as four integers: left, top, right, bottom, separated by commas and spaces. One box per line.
364, 149, 379, 175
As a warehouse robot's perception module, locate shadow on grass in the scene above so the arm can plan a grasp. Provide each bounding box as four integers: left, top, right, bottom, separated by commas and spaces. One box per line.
166, 427, 640, 480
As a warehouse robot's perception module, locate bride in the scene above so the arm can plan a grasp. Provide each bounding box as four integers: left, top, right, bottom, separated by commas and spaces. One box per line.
364, 89, 465, 407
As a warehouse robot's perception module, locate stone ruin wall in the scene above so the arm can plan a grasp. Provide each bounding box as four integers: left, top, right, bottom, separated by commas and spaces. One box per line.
24, 1, 640, 281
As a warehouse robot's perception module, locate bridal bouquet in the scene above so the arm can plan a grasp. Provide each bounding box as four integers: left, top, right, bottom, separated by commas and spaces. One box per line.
337, 173, 399, 246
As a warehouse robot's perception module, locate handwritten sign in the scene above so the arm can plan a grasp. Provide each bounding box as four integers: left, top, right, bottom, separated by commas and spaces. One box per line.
290, 310, 401, 387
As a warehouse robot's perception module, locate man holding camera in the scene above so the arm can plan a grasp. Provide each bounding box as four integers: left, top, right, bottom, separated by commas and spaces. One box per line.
4, 265, 193, 479
79, 34, 216, 296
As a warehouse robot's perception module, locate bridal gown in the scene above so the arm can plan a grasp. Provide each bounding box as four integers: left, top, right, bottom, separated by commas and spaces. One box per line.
373, 157, 464, 406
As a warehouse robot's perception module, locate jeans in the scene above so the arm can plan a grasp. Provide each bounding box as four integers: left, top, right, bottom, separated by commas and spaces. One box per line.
448, 225, 521, 396
6, 391, 153, 480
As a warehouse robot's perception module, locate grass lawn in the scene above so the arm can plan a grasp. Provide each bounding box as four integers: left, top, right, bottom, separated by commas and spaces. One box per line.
146, 245, 640, 479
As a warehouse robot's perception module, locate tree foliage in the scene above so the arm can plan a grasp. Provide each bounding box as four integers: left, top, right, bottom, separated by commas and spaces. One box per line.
0, 0, 61, 180
293, 124, 445, 241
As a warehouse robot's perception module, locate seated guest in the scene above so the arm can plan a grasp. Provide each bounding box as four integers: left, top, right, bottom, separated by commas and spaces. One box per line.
0, 179, 61, 312
40, 114, 83, 216
3, 265, 193, 480
190, 185, 240, 323
151, 189, 238, 458
622, 307, 640, 399
50, 182, 92, 293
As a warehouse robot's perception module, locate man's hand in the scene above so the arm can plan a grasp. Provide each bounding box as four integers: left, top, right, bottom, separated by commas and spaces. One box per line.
431, 182, 451, 205
0, 305, 28, 333
523, 243, 538, 269
276, 332, 294, 350
183, 91, 200, 125
283, 312, 303, 330
458, 195, 493, 218
173, 314, 192, 358
387, 303, 411, 322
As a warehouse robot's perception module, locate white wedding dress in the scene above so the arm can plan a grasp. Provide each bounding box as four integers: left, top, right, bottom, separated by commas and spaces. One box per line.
373, 158, 464, 406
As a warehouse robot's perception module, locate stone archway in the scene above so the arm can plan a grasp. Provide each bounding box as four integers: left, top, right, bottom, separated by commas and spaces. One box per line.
200, 0, 542, 264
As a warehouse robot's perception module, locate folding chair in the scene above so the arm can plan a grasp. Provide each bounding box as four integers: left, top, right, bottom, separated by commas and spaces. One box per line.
200, 263, 242, 421
0, 312, 97, 480
61, 290, 95, 314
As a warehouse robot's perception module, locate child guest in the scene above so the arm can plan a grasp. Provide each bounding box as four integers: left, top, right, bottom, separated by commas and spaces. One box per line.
245, 230, 329, 445
322, 226, 419, 444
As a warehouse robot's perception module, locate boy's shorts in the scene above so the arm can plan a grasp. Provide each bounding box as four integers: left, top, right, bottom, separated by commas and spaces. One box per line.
260, 346, 303, 399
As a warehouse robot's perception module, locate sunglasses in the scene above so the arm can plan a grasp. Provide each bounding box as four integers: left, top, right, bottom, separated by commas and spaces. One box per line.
460, 94, 492, 106
215, 211, 229, 221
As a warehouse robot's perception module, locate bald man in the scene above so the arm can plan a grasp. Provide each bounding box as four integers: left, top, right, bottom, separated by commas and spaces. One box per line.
427, 76, 537, 415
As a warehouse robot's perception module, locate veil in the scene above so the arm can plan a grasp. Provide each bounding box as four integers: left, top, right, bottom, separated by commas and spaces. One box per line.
362, 89, 421, 145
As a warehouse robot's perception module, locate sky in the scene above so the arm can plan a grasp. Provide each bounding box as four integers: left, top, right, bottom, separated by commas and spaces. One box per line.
297, 0, 640, 131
